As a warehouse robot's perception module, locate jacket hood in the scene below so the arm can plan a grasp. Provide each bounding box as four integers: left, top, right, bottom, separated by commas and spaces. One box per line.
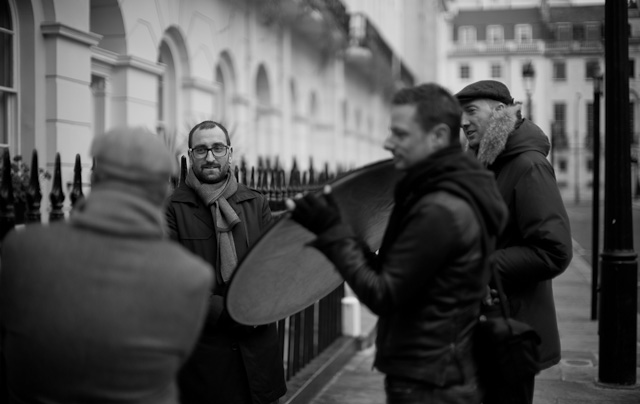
495, 119, 550, 164
393, 146, 508, 241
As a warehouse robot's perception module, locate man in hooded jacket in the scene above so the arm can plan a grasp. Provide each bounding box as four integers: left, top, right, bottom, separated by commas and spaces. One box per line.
287, 83, 508, 404
456, 80, 573, 404
0, 127, 212, 404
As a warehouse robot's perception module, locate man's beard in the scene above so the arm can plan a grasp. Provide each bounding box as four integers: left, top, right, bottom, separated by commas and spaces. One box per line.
196, 164, 228, 184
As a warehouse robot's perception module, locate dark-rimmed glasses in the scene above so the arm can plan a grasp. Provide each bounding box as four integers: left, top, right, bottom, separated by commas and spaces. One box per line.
189, 144, 230, 158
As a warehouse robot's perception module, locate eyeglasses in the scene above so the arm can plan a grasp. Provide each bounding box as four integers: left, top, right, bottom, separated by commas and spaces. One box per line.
189, 144, 230, 158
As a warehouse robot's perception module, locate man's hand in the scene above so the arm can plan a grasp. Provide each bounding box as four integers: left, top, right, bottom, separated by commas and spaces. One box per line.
482, 286, 500, 306
286, 185, 341, 235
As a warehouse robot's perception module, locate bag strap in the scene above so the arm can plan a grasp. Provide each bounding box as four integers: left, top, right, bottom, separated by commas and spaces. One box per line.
489, 261, 511, 320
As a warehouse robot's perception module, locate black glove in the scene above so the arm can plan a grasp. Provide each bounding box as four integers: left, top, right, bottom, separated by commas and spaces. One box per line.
289, 187, 341, 235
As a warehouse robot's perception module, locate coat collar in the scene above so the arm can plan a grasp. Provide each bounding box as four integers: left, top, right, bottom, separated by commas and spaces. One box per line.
169, 181, 259, 205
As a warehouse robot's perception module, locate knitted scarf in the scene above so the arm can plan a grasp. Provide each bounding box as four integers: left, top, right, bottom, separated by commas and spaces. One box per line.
186, 169, 240, 282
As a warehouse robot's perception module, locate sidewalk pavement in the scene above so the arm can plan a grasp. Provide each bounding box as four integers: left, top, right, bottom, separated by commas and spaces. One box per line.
309, 242, 640, 404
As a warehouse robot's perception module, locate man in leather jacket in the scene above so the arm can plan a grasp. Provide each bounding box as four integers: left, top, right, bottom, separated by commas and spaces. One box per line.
287, 83, 508, 404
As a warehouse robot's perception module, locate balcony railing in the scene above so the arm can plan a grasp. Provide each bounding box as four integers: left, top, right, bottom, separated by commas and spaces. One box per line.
545, 40, 603, 54
451, 40, 544, 55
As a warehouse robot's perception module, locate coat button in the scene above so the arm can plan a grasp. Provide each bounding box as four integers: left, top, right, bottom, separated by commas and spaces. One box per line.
231, 342, 239, 351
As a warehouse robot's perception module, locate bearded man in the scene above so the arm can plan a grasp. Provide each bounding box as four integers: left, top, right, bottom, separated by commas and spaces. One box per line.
456, 80, 573, 404
166, 121, 286, 404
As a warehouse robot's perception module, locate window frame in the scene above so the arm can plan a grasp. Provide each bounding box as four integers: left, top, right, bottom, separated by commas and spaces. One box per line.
515, 24, 533, 44
0, 0, 17, 150
553, 102, 568, 149
490, 62, 502, 79
585, 59, 600, 79
585, 22, 600, 42
458, 26, 476, 45
553, 60, 567, 81
459, 63, 471, 80
556, 23, 572, 42
486, 25, 504, 44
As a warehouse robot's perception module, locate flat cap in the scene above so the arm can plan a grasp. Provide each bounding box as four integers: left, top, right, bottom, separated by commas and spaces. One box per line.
455, 80, 514, 105
91, 126, 176, 186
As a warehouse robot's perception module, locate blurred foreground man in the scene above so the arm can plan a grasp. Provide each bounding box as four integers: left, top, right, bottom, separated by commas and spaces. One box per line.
166, 120, 286, 404
288, 84, 508, 404
0, 127, 212, 403
456, 80, 573, 404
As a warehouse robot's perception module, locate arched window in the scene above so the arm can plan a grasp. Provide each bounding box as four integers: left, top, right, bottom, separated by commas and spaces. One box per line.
256, 65, 270, 106
215, 51, 236, 128
215, 65, 226, 122
290, 79, 297, 116
0, 0, 16, 149
255, 64, 272, 157
157, 39, 177, 136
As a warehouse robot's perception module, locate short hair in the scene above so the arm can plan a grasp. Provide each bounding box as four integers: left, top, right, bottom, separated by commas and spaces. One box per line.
392, 83, 462, 144
188, 121, 230, 147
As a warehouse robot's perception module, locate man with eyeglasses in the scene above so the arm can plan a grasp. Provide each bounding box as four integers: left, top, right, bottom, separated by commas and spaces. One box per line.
166, 121, 286, 404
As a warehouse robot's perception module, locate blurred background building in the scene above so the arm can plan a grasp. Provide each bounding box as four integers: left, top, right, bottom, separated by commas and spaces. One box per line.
4, 0, 639, 206
442, 0, 640, 202
0, 0, 449, 200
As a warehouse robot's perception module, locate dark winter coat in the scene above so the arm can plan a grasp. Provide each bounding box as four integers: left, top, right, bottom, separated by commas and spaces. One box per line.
480, 109, 573, 370
0, 187, 212, 404
311, 147, 508, 391
166, 181, 286, 404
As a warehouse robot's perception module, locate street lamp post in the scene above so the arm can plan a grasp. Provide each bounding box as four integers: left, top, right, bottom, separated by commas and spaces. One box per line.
574, 92, 582, 205
522, 61, 535, 122
551, 121, 562, 169
591, 71, 603, 321
600, 0, 637, 385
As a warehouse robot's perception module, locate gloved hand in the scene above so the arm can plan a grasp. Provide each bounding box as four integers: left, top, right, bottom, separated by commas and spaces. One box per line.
286, 185, 342, 235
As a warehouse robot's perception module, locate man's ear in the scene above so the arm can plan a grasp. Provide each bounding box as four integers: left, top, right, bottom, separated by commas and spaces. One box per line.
228, 147, 233, 163
433, 123, 451, 146
187, 150, 194, 167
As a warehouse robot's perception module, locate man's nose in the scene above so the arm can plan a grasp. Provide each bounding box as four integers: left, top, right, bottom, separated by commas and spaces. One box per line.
383, 137, 394, 152
205, 150, 216, 162
461, 114, 470, 128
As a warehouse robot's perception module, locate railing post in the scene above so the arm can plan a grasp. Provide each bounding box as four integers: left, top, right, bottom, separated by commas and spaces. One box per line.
25, 149, 42, 224
70, 154, 84, 209
241, 158, 247, 185
0, 149, 15, 240
179, 155, 187, 185
49, 153, 65, 222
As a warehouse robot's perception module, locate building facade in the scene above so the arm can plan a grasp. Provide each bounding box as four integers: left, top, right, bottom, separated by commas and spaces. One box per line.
443, 0, 640, 203
1, 0, 442, 210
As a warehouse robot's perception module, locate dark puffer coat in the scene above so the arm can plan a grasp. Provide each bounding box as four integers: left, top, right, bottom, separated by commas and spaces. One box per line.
486, 117, 573, 370
166, 182, 286, 404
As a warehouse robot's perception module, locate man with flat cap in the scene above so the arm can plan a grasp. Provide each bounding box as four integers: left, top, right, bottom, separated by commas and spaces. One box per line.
455, 80, 572, 404
0, 127, 213, 404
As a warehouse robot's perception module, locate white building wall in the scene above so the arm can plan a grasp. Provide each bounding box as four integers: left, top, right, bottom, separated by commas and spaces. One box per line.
9, 0, 431, 214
